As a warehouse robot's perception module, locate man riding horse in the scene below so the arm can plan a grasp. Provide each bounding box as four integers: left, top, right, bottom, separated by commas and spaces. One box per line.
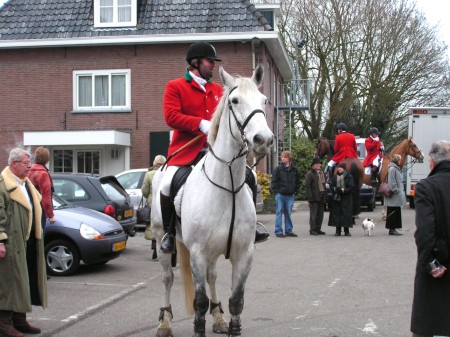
159, 42, 269, 253
325, 123, 358, 181
363, 127, 384, 183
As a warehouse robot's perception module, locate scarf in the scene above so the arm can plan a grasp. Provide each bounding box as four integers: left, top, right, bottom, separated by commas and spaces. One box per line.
333, 172, 346, 201
316, 169, 325, 192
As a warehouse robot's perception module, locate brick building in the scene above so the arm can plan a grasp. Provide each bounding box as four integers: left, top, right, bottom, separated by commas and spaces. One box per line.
0, 0, 291, 175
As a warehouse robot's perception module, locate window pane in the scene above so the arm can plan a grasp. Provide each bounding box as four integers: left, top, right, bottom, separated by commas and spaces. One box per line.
100, 0, 113, 5
95, 75, 109, 106
77, 151, 100, 174
53, 150, 73, 173
100, 8, 113, 23
118, 7, 131, 22
78, 76, 92, 107
118, 0, 131, 5
111, 75, 126, 106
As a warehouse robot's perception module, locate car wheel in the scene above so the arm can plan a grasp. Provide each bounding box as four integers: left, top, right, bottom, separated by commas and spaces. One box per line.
45, 239, 80, 276
367, 200, 374, 212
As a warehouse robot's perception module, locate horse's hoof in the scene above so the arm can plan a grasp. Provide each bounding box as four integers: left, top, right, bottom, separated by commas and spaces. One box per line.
212, 321, 229, 334
156, 328, 173, 337
193, 333, 206, 337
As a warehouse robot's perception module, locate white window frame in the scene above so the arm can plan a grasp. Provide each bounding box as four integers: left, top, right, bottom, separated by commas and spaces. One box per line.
73, 69, 131, 112
94, 0, 137, 28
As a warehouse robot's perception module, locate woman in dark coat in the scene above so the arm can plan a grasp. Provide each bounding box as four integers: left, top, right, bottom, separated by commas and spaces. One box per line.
328, 162, 354, 236
410, 140, 450, 337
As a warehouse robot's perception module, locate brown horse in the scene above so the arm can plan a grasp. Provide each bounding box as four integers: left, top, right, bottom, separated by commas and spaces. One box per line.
365, 136, 424, 185
315, 136, 425, 187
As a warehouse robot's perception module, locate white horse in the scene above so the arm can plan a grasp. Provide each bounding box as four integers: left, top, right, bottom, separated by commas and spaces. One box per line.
151, 64, 273, 337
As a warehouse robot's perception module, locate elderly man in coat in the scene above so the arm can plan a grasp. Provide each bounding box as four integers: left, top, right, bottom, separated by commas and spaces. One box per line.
0, 148, 48, 337
411, 140, 450, 337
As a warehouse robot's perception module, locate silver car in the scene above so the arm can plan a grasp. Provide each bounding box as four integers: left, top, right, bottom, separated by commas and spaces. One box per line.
45, 194, 128, 276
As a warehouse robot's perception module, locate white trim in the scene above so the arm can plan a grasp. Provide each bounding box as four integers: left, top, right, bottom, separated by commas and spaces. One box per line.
72, 69, 131, 112
0, 32, 292, 80
93, 0, 137, 28
24, 130, 131, 146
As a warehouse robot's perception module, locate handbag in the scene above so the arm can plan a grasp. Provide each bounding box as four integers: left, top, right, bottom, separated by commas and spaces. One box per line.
136, 196, 151, 223
378, 181, 392, 197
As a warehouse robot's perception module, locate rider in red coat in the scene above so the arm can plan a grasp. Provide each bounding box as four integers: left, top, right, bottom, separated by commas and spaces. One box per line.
363, 127, 384, 183
325, 123, 358, 181
159, 42, 269, 253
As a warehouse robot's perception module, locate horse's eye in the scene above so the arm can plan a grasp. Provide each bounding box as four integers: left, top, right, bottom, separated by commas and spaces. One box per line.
264, 99, 268, 105
231, 98, 238, 104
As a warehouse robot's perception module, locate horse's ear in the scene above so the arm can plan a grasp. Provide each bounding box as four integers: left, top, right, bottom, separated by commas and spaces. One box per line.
251, 64, 264, 87
219, 66, 235, 89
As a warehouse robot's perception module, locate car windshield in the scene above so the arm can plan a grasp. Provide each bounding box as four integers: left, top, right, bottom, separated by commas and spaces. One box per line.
116, 171, 142, 189
101, 180, 128, 202
52, 193, 72, 210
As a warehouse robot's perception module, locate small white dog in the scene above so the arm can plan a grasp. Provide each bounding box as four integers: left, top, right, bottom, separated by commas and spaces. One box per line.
362, 218, 375, 236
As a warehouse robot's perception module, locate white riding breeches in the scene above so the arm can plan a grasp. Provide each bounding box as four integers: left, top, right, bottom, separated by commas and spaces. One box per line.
371, 156, 381, 167
327, 160, 337, 167
160, 165, 180, 196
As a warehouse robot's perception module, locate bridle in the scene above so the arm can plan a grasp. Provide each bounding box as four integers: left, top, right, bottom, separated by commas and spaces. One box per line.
201, 85, 266, 259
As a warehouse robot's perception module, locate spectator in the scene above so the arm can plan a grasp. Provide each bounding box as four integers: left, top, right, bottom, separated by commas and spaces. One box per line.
384, 153, 406, 235
411, 140, 450, 337
328, 162, 354, 236
305, 157, 327, 235
141, 155, 166, 259
28, 146, 55, 229
0, 148, 47, 337
271, 150, 300, 238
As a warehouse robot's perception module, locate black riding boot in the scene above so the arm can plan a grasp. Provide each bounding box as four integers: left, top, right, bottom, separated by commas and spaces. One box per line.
370, 166, 378, 183
160, 193, 175, 254
246, 167, 270, 244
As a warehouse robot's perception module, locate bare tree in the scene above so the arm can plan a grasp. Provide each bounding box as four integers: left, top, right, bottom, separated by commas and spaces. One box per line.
279, 0, 450, 145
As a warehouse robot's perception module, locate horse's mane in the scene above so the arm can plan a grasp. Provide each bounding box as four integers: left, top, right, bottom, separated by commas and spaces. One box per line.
207, 86, 228, 146
208, 75, 254, 146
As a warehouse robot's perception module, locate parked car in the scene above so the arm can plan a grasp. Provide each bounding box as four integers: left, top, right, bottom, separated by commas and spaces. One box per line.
52, 173, 136, 236
116, 168, 148, 225
326, 183, 375, 211
44, 194, 128, 276
116, 168, 264, 222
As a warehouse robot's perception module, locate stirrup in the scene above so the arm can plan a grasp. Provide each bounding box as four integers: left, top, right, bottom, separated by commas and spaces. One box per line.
255, 221, 269, 244
160, 232, 175, 253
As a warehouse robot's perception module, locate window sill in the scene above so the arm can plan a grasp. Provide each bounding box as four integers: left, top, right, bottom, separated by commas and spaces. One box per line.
71, 110, 133, 114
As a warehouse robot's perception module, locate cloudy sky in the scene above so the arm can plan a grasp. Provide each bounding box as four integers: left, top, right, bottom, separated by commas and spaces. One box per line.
0, 0, 449, 57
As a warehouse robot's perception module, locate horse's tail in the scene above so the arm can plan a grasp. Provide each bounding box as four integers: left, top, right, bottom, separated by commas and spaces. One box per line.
178, 240, 195, 315
349, 160, 362, 215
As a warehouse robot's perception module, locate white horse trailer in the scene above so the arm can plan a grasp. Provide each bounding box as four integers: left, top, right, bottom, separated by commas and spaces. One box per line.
407, 107, 450, 208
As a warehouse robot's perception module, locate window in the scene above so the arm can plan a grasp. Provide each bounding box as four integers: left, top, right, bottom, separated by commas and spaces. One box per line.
94, 0, 137, 28
53, 150, 101, 174
73, 69, 131, 112
53, 150, 73, 173
77, 151, 100, 174
53, 180, 89, 202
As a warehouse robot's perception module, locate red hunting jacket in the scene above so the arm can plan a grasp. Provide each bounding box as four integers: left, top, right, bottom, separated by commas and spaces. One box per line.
363, 136, 382, 166
331, 132, 358, 162
163, 72, 223, 166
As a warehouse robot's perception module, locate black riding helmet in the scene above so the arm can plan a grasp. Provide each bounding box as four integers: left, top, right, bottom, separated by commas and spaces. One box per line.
369, 127, 379, 135
186, 42, 221, 64
336, 123, 347, 131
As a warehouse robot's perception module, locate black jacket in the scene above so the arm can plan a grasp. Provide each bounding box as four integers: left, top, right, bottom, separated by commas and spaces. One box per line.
411, 160, 450, 335
270, 164, 300, 196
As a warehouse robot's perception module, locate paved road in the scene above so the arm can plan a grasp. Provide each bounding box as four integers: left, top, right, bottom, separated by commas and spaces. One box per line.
31, 202, 418, 337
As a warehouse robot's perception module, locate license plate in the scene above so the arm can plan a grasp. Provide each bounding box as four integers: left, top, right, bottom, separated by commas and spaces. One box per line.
124, 209, 133, 218
112, 241, 126, 252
